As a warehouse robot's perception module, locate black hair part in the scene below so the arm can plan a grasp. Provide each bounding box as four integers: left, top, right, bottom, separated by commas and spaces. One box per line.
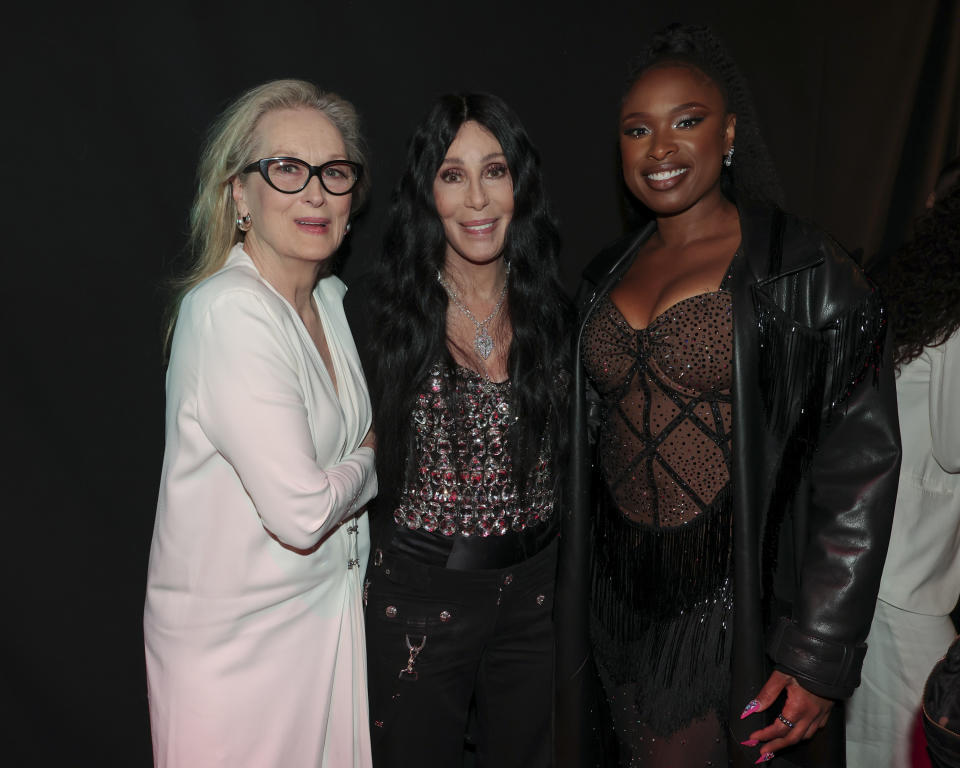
367, 92, 573, 509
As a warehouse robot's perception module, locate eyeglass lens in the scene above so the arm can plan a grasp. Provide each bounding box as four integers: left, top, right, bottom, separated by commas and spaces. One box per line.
265, 159, 357, 194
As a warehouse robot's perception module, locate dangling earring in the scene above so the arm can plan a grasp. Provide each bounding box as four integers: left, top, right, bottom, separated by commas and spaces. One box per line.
236, 213, 252, 232
723, 146, 735, 168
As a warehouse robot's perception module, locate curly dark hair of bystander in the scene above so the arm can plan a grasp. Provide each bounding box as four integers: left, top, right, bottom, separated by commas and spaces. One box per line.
883, 166, 960, 369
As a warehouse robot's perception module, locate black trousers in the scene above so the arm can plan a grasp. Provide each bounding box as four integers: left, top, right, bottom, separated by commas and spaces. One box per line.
365, 539, 557, 768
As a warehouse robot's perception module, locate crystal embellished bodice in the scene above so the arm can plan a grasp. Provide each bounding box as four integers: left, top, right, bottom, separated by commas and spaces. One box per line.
584, 287, 735, 626
392, 364, 554, 538
583, 290, 734, 527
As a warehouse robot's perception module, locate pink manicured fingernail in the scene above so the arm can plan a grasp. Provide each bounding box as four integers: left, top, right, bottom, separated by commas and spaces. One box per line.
755, 753, 775, 764
740, 698, 760, 719
740, 739, 759, 747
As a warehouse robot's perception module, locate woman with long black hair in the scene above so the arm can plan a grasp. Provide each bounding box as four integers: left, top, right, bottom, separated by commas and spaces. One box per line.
555, 24, 901, 767
362, 92, 572, 768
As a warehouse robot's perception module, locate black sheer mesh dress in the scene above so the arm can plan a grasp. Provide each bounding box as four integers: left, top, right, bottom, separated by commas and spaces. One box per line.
582, 278, 735, 767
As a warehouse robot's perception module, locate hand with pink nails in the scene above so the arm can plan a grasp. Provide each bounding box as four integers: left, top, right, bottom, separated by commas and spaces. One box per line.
740, 670, 834, 761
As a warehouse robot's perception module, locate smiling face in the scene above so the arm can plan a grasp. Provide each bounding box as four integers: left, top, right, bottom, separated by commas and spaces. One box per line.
232, 107, 352, 269
433, 120, 515, 268
620, 64, 735, 217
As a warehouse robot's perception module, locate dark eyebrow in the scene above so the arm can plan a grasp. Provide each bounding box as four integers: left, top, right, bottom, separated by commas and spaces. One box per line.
621, 102, 712, 121
672, 102, 710, 112
440, 152, 507, 164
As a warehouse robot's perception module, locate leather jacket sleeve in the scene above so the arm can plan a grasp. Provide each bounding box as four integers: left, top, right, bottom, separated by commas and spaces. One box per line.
763, 223, 902, 700
573, 279, 605, 450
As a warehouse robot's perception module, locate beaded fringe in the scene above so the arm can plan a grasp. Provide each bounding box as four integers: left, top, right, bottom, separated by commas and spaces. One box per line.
591, 484, 733, 632
590, 486, 733, 733
754, 285, 887, 614
753, 285, 886, 464
827, 290, 887, 412
590, 593, 732, 736
591, 583, 732, 735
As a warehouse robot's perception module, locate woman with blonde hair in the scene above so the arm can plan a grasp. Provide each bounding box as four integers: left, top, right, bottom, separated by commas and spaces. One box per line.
144, 79, 377, 767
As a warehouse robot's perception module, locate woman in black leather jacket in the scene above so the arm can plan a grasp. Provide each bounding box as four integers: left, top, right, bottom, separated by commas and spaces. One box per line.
554, 24, 901, 768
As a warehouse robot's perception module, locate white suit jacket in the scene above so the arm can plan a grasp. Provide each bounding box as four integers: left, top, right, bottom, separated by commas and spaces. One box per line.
879, 329, 960, 615
144, 244, 377, 767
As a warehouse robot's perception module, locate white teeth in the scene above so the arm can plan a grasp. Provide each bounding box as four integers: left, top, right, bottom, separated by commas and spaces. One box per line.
647, 168, 688, 181
464, 223, 495, 232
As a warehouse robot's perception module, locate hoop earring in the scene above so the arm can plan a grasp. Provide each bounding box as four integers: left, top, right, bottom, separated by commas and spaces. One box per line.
236, 213, 252, 232
723, 146, 735, 168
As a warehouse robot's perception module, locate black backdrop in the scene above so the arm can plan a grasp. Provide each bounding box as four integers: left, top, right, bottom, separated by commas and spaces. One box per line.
5, 1, 959, 765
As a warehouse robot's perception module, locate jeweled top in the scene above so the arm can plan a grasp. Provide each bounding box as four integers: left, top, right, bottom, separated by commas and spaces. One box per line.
391, 364, 554, 538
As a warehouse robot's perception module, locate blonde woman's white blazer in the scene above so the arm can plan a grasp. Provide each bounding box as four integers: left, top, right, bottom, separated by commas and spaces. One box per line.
145, 244, 377, 767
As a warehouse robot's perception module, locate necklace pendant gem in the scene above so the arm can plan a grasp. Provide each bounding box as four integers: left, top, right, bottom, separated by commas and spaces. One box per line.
475, 329, 494, 360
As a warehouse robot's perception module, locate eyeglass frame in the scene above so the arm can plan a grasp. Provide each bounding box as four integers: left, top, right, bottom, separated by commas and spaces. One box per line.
241, 156, 363, 195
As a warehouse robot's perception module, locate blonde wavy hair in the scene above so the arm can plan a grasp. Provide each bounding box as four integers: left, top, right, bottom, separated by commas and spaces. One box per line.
164, 78, 369, 349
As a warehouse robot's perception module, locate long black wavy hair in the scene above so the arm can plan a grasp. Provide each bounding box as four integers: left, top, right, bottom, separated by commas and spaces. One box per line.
368, 93, 573, 507
881, 180, 960, 369
621, 22, 784, 222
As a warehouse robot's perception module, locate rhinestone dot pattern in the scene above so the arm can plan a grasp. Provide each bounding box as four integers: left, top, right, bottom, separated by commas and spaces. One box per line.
392, 365, 554, 537
583, 282, 736, 764
582, 290, 733, 527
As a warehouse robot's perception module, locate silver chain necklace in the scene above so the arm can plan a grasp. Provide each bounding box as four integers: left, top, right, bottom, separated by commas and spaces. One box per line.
436, 263, 511, 360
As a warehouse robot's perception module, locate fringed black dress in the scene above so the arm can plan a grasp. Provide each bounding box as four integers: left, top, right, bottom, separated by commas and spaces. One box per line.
582, 279, 735, 767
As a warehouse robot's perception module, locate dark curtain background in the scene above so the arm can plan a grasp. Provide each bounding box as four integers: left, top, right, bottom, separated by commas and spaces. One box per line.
4, 1, 958, 764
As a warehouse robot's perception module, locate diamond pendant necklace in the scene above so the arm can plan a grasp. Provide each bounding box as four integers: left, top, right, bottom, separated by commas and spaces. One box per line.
437, 263, 511, 360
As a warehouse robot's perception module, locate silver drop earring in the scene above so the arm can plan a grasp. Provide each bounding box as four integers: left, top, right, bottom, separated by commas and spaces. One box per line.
236, 213, 252, 232
724, 146, 735, 168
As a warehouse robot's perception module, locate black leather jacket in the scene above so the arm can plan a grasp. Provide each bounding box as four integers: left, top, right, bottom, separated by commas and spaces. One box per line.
554, 199, 902, 767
